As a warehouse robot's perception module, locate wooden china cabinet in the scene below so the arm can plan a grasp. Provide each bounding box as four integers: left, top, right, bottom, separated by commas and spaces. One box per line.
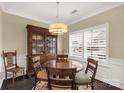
26, 24, 57, 76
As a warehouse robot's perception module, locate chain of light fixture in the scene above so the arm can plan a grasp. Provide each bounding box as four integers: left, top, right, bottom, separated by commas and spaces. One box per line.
49, 2, 68, 35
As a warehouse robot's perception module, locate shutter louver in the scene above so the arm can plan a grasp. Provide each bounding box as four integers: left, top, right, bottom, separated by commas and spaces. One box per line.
69, 32, 83, 58
84, 26, 107, 61
69, 24, 108, 62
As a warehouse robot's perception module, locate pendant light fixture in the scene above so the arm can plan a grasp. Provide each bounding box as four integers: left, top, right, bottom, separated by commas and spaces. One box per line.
49, 2, 68, 35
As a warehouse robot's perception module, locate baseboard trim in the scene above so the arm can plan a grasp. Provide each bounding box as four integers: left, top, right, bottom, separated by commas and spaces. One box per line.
96, 75, 124, 89
1, 56, 124, 90
95, 57, 124, 89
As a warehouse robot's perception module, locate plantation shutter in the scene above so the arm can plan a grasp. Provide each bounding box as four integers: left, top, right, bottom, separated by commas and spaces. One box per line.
84, 26, 107, 61
69, 32, 83, 58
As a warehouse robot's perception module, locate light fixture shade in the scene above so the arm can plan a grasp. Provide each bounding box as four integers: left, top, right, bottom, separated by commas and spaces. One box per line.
49, 23, 68, 34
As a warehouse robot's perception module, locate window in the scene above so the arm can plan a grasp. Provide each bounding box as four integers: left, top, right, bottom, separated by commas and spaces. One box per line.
69, 32, 83, 59
69, 24, 108, 62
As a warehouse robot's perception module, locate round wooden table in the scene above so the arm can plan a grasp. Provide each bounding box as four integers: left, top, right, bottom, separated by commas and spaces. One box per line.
43, 60, 84, 72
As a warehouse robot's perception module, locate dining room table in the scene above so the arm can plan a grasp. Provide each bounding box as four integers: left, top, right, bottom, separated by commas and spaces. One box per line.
42, 59, 84, 72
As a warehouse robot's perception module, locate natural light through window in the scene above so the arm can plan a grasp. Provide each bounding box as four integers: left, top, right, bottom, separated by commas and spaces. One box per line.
69, 24, 108, 62
69, 32, 83, 58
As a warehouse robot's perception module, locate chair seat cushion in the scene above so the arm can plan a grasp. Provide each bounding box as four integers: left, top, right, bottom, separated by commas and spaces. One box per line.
75, 70, 91, 84
7, 66, 24, 73
37, 70, 48, 81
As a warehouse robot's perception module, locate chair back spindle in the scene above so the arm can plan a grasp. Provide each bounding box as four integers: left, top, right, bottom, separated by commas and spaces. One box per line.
46, 67, 76, 90
31, 56, 42, 73
85, 58, 98, 82
2, 51, 17, 71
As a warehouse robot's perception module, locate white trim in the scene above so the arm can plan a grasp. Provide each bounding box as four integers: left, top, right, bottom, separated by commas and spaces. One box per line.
0, 3, 123, 25
0, 3, 49, 26
95, 58, 124, 89
106, 23, 109, 64
1, 55, 124, 89
69, 31, 83, 59
0, 54, 27, 88
0, 57, 4, 88
69, 23, 109, 62
3, 11, 50, 25
0, 0, 123, 2
69, 3, 124, 25
70, 57, 124, 89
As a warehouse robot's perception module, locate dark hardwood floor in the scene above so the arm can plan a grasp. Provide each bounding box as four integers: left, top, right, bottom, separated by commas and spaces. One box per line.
1, 76, 121, 90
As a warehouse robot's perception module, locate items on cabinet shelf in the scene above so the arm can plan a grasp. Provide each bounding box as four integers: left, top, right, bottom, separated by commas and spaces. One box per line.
26, 24, 57, 76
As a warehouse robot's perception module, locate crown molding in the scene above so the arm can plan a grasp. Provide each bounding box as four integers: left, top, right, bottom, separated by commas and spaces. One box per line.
3, 10, 50, 25
0, 3, 124, 26
68, 3, 124, 26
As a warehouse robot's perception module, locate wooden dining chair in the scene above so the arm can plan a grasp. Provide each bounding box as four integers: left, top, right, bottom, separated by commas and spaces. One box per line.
75, 58, 98, 90
46, 67, 76, 90
56, 54, 68, 62
2, 50, 25, 85
31, 55, 48, 89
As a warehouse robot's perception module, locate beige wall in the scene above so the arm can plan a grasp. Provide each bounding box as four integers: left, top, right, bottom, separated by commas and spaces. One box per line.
2, 12, 63, 54
57, 35, 64, 53
0, 9, 2, 53
65, 5, 124, 59
2, 12, 49, 54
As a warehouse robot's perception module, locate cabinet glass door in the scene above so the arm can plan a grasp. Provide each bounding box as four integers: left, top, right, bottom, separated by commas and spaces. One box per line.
32, 34, 44, 54
46, 36, 57, 54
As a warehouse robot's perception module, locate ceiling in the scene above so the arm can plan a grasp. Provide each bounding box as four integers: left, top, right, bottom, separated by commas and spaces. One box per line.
0, 2, 124, 25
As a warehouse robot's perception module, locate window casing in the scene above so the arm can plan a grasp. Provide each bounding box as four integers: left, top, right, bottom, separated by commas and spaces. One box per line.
69, 24, 108, 62
69, 32, 83, 59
